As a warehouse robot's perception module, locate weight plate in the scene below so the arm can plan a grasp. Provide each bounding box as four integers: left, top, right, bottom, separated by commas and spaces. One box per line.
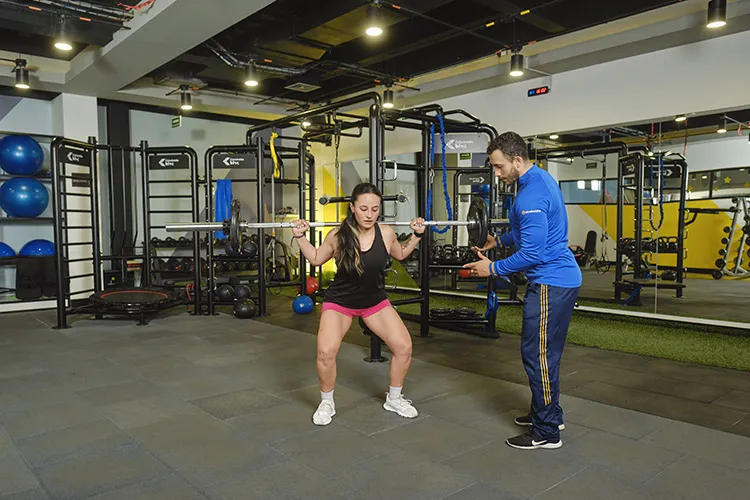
467, 196, 488, 248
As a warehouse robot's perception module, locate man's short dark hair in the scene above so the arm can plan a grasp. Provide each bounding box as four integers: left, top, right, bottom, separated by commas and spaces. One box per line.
487, 131, 529, 161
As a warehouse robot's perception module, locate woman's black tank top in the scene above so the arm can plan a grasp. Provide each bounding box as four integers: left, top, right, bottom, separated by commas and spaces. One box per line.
324, 224, 389, 309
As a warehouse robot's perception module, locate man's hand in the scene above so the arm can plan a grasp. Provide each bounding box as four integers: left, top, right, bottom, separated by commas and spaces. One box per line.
462, 251, 493, 278
471, 233, 498, 254
410, 217, 426, 235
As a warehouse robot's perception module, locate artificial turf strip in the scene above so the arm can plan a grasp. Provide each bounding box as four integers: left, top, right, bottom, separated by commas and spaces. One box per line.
275, 286, 750, 371
384, 292, 750, 372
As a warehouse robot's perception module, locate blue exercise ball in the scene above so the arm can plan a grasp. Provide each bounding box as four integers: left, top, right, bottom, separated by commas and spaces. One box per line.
0, 242, 15, 258
293, 295, 314, 314
0, 177, 49, 217
19, 239, 54, 257
0, 135, 44, 176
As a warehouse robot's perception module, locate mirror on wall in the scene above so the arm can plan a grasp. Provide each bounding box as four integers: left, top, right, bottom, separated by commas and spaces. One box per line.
536, 108, 750, 326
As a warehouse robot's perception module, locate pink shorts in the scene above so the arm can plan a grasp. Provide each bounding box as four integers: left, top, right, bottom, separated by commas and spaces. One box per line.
321, 299, 392, 318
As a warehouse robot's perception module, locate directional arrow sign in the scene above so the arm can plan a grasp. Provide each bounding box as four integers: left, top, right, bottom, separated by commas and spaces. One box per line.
148, 154, 189, 170
459, 173, 490, 185
212, 152, 256, 169
60, 146, 91, 167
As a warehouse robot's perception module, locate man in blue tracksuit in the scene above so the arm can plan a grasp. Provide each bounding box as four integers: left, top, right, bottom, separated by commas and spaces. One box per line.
463, 131, 581, 450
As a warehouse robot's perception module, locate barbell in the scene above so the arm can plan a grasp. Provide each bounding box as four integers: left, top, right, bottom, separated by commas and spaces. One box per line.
166, 196, 507, 252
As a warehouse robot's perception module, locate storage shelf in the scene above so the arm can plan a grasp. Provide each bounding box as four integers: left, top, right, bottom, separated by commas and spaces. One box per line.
0, 174, 52, 182
0, 217, 54, 223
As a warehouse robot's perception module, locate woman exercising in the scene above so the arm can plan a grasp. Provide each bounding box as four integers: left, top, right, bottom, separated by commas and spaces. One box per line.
292, 183, 425, 426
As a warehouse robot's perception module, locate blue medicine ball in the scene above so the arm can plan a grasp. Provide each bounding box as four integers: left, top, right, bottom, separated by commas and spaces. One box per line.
0, 177, 49, 217
471, 184, 491, 195
0, 242, 15, 258
19, 239, 54, 257
293, 295, 314, 314
0, 135, 44, 176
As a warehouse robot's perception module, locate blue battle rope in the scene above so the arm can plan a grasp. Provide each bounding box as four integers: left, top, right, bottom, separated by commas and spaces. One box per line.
426, 114, 452, 233
649, 156, 665, 232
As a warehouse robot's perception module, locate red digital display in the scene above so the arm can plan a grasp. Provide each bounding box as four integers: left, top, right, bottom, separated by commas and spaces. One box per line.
528, 86, 551, 97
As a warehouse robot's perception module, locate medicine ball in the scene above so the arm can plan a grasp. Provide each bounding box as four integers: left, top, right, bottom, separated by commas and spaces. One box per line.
0, 135, 44, 176
215, 284, 235, 302
292, 295, 314, 314
233, 299, 257, 319
234, 284, 251, 300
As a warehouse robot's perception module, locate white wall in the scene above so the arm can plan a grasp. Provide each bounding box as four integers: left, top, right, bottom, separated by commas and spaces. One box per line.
436, 30, 750, 139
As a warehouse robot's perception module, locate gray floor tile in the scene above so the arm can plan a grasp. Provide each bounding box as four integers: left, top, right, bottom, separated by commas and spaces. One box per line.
191, 388, 288, 420
54, 366, 142, 392
635, 377, 732, 403
152, 436, 287, 488
0, 452, 40, 497
640, 420, 750, 470
376, 416, 496, 461
645, 455, 750, 500
0, 385, 85, 415
442, 482, 523, 500
562, 429, 683, 482
0, 400, 101, 439
35, 446, 170, 500
729, 415, 750, 439
125, 412, 240, 451
271, 422, 398, 474
634, 393, 748, 431
331, 449, 476, 500
562, 398, 670, 439
15, 420, 133, 468
338, 397, 424, 436
228, 403, 325, 444
0, 360, 45, 380
84, 474, 209, 500
568, 381, 656, 410
0, 488, 51, 500
203, 461, 358, 500
97, 395, 203, 430
418, 392, 526, 427
534, 464, 661, 500
711, 390, 750, 412
76, 379, 165, 407
442, 441, 586, 498
151, 373, 254, 400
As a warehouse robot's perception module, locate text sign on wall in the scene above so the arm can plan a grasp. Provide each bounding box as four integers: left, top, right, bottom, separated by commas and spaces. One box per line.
459, 173, 490, 185
435, 134, 489, 153
148, 154, 190, 170
60, 146, 91, 167
211, 153, 256, 169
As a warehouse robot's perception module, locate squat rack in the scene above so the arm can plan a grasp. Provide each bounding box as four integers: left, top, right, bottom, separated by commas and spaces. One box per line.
246, 94, 505, 338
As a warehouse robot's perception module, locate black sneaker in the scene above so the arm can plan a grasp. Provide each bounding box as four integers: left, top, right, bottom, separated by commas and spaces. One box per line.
514, 413, 565, 431
506, 429, 562, 450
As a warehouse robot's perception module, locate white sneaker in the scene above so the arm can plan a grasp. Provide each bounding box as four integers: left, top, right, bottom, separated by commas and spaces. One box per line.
383, 393, 418, 419
312, 400, 336, 426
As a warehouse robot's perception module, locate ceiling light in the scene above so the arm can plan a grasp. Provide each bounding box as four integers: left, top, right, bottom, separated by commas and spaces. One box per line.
54, 15, 72, 51
718, 122, 727, 134
180, 89, 192, 111
648, 151, 654, 157
13, 59, 29, 89
707, 0, 727, 29
301, 119, 311, 128
244, 66, 259, 87
365, 2, 383, 37
549, 134, 559, 140
675, 114, 687, 122
383, 89, 394, 109
509, 53, 524, 77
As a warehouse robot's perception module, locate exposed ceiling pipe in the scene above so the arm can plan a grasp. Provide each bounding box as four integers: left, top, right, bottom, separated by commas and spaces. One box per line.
204, 38, 307, 76
27, 0, 134, 22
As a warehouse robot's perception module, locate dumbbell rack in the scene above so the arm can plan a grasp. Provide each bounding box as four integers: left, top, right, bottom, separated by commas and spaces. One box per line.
715, 198, 750, 279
